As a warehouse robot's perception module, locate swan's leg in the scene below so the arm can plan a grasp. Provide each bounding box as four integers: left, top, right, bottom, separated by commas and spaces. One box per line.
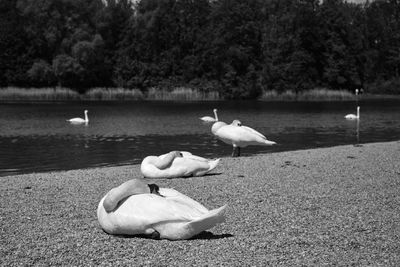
232, 146, 240, 157
103, 179, 151, 212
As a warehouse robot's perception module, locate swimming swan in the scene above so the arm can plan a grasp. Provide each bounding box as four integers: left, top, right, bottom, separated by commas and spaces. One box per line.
141, 151, 220, 179
200, 108, 219, 123
97, 179, 227, 240
345, 106, 360, 120
67, 110, 89, 124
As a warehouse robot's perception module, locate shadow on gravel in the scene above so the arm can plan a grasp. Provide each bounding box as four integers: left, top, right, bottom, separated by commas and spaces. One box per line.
201, 172, 223, 177
114, 231, 233, 240
190, 231, 233, 240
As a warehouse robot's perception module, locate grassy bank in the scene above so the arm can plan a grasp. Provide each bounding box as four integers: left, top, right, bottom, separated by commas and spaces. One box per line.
1, 86, 399, 102
1, 141, 399, 265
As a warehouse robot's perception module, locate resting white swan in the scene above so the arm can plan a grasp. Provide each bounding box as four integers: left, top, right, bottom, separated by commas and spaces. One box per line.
97, 179, 227, 240
345, 106, 360, 120
201, 109, 276, 156
67, 110, 89, 124
141, 151, 220, 179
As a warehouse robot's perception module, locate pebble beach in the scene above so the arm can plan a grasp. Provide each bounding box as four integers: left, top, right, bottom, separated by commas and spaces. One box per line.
1, 141, 399, 266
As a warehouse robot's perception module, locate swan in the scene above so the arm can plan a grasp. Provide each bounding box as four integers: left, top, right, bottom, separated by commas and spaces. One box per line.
200, 108, 219, 123
97, 179, 227, 240
201, 109, 276, 156
213, 119, 276, 156
67, 110, 89, 124
140, 151, 220, 179
345, 106, 360, 120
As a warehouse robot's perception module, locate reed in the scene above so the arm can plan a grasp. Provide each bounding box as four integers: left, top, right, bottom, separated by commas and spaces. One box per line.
0, 87, 359, 101
0, 87, 144, 101
145, 87, 220, 101
0, 87, 81, 101
83, 88, 144, 100
261, 88, 355, 101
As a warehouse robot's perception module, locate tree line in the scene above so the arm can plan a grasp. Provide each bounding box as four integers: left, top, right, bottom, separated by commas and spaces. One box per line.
1, 0, 400, 99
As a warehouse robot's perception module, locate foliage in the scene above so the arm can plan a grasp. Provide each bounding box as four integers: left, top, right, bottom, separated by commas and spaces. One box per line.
1, 0, 400, 98
28, 60, 56, 87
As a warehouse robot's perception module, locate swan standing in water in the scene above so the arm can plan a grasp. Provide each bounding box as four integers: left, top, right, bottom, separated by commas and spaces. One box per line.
67, 110, 89, 124
200, 109, 276, 157
97, 179, 227, 240
141, 151, 220, 179
345, 106, 360, 120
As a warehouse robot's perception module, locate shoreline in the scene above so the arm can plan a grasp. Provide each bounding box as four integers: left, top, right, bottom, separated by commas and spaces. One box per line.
1, 140, 399, 178
1, 141, 399, 265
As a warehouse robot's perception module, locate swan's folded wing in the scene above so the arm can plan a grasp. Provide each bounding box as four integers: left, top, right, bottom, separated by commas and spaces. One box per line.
113, 189, 211, 224
216, 125, 264, 142
241, 125, 266, 139
159, 188, 209, 214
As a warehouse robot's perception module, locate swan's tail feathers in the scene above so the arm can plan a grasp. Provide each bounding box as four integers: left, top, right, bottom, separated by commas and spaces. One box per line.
185, 204, 227, 237
194, 158, 221, 176
208, 158, 220, 172
264, 139, 277, 146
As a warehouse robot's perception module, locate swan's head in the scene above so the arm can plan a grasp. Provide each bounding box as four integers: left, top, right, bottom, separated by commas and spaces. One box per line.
231, 120, 242, 126
84, 110, 88, 113
213, 108, 217, 113
169, 151, 183, 158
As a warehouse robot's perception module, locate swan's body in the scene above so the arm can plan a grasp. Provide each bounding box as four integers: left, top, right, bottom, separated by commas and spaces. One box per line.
212, 119, 276, 156
345, 106, 360, 120
201, 109, 276, 156
141, 151, 220, 179
97, 179, 226, 240
67, 110, 89, 124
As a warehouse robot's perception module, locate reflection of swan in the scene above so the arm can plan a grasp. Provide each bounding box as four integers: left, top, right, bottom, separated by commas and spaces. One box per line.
345, 106, 360, 120
141, 151, 220, 179
200, 108, 218, 123
97, 179, 227, 240
212, 119, 276, 157
67, 110, 89, 124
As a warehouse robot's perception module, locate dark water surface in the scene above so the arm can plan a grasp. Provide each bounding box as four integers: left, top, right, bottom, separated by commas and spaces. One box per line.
0, 100, 399, 176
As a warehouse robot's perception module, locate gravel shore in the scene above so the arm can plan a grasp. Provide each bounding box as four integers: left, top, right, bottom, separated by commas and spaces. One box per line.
1, 141, 399, 266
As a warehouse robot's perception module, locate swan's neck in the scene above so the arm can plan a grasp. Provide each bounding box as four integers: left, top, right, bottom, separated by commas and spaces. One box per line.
84, 112, 89, 122
357, 107, 360, 118
213, 110, 219, 121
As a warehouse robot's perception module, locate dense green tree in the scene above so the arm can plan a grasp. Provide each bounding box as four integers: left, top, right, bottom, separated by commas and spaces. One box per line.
1, 0, 400, 96
27, 60, 56, 86
53, 54, 84, 88
0, 0, 31, 86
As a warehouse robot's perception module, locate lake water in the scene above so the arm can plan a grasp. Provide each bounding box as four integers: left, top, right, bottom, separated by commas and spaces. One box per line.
0, 100, 399, 177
